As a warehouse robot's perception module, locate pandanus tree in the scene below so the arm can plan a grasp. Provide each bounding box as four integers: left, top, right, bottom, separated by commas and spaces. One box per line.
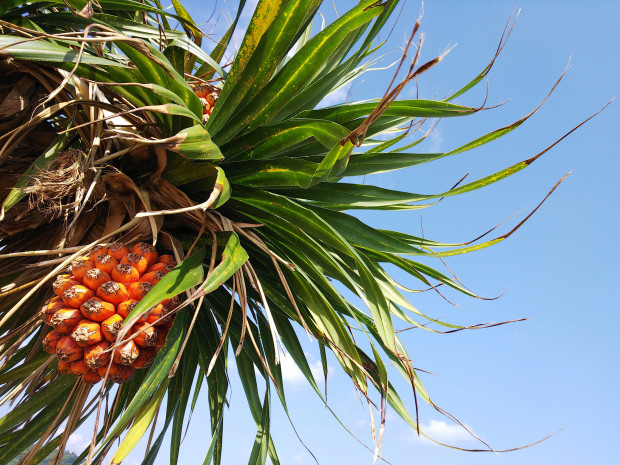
0, 1, 599, 464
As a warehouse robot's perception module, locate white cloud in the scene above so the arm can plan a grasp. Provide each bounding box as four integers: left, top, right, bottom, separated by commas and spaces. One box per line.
67, 432, 90, 451
406, 419, 477, 446
279, 352, 333, 389
428, 126, 443, 152
280, 351, 306, 385
355, 419, 367, 427
310, 360, 330, 383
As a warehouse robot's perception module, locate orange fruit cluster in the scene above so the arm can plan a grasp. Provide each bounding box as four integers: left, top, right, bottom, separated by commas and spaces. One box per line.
41, 242, 180, 384
194, 84, 219, 122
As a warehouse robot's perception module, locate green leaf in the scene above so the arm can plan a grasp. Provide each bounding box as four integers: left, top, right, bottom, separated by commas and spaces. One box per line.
171, 0, 201, 47
208, 0, 319, 138
275, 182, 428, 209
164, 162, 215, 188
344, 112, 534, 176
166, 37, 225, 78
123, 248, 205, 324
309, 140, 355, 186
271, 42, 376, 122
282, 269, 367, 389
97, 311, 189, 457
299, 99, 476, 124
0, 351, 51, 385
0, 379, 76, 463
0, 35, 130, 67
201, 415, 223, 465
163, 125, 224, 161
0, 374, 74, 437
212, 167, 231, 209
365, 249, 477, 297
220, 118, 349, 161
357, 254, 396, 351
214, 0, 384, 143
227, 158, 318, 188
112, 381, 168, 464
195, 311, 227, 465
170, 343, 199, 465
247, 390, 271, 465
299, 204, 428, 255
140, 400, 178, 465
114, 41, 202, 125
202, 232, 249, 294
343, 151, 445, 177
207, 0, 288, 128
282, 148, 539, 209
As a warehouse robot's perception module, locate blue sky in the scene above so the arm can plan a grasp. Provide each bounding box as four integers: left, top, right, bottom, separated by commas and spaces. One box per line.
61, 2, 619, 464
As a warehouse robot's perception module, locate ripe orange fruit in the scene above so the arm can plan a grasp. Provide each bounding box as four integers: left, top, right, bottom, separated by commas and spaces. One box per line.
50, 308, 82, 334
101, 313, 124, 342
133, 346, 157, 369
83, 268, 111, 291
97, 281, 129, 305
80, 297, 115, 322
153, 329, 168, 349
41, 297, 65, 326
70, 259, 94, 281
97, 362, 125, 382
82, 370, 103, 384
84, 341, 111, 369
127, 281, 152, 300
88, 245, 108, 262
55, 336, 83, 362
141, 270, 166, 285
41, 242, 181, 383
113, 340, 139, 366
57, 360, 72, 375
156, 254, 176, 267
146, 303, 172, 326
108, 242, 129, 260
116, 299, 142, 320
94, 254, 118, 274
70, 359, 90, 376
121, 253, 148, 274
131, 242, 158, 267
62, 284, 94, 307
132, 322, 158, 347
42, 329, 64, 354
118, 366, 134, 383
53, 275, 80, 297
111, 263, 140, 284
71, 319, 103, 347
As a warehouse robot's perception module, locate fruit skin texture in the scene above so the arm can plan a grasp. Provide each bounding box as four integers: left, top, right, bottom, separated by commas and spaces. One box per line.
97, 281, 129, 305
84, 341, 111, 369
80, 297, 116, 322
42, 329, 64, 354
71, 319, 103, 347
57, 360, 72, 375
50, 308, 82, 334
113, 340, 139, 366
62, 285, 94, 307
101, 313, 124, 342
97, 363, 125, 382
41, 242, 178, 384
55, 336, 83, 362
132, 322, 159, 347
